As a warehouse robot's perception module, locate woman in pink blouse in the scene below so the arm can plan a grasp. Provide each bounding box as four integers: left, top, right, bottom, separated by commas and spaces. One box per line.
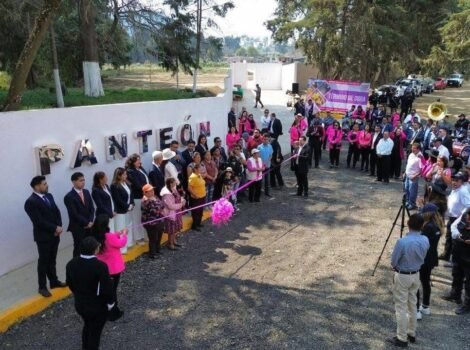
226, 126, 240, 151
327, 121, 343, 168
238, 111, 249, 134
358, 124, 372, 172
94, 214, 127, 318
391, 109, 401, 128
289, 119, 301, 147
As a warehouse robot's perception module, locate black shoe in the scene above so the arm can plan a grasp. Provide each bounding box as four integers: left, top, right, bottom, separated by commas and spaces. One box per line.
254, 199, 261, 202
167, 246, 179, 251
108, 307, 124, 322
303, 193, 308, 198
50, 281, 67, 289
387, 336, 408, 347
455, 304, 470, 315
198, 224, 204, 228
441, 293, 462, 304
407, 335, 416, 343
38, 288, 52, 298
376, 179, 382, 182
192, 227, 201, 232
149, 254, 160, 260
174, 243, 183, 247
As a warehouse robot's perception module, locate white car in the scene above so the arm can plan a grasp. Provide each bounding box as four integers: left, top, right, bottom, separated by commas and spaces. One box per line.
447, 73, 464, 87
396, 79, 420, 97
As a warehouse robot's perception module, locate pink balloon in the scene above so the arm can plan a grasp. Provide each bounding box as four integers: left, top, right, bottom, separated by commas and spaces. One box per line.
211, 198, 235, 226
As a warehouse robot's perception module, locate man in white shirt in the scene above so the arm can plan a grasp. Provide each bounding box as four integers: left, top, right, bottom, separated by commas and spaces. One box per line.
260, 109, 271, 133
433, 138, 450, 159
440, 172, 470, 261
376, 131, 394, 183
404, 143, 423, 209
404, 109, 421, 125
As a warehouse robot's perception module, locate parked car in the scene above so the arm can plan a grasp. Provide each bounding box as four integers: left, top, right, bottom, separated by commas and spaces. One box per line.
447, 73, 464, 87
423, 78, 434, 93
396, 79, 421, 97
374, 84, 399, 97
434, 77, 447, 90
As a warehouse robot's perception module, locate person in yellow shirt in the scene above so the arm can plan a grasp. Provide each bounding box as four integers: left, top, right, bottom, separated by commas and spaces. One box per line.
188, 164, 206, 231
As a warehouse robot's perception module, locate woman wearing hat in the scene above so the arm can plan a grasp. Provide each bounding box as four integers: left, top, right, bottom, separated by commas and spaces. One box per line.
160, 178, 186, 250
161, 148, 180, 186
141, 184, 165, 259
416, 203, 445, 320
246, 148, 265, 202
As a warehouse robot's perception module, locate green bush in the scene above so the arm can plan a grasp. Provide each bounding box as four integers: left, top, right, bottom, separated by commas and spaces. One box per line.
0, 71, 11, 90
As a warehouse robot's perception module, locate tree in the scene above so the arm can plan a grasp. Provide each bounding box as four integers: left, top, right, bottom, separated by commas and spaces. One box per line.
201, 36, 223, 62
1, 0, 63, 112
223, 35, 240, 55
150, 12, 196, 90
79, 0, 104, 97
246, 46, 259, 57
235, 47, 247, 57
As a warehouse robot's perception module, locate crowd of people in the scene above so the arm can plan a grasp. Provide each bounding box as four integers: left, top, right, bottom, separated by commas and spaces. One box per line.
22, 93, 470, 349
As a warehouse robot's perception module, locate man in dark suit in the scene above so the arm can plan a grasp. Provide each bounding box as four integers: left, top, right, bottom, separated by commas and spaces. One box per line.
228, 107, 236, 129
149, 150, 165, 197
24, 176, 66, 297
294, 136, 310, 197
66, 237, 117, 350
268, 112, 283, 140
181, 139, 196, 165
212, 136, 228, 162
64, 172, 95, 258
369, 125, 383, 177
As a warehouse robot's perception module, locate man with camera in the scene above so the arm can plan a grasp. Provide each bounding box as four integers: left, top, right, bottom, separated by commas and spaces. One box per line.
443, 209, 470, 315
389, 214, 429, 347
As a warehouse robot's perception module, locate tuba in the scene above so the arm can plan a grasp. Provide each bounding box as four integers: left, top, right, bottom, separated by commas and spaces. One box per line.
427, 102, 447, 121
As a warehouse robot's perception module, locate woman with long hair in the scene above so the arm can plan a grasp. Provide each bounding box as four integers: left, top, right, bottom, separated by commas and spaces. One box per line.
110, 167, 134, 253
289, 119, 301, 149
125, 153, 149, 245
93, 214, 127, 319
92, 171, 116, 231
195, 134, 209, 155
160, 178, 186, 250
246, 114, 257, 135
358, 124, 372, 172
202, 150, 218, 203
141, 184, 165, 259
416, 204, 445, 320
187, 152, 206, 178
327, 121, 343, 168
226, 126, 240, 152
428, 155, 452, 187
238, 111, 249, 134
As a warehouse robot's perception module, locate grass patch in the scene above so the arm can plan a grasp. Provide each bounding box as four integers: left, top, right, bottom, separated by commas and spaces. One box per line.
0, 87, 215, 110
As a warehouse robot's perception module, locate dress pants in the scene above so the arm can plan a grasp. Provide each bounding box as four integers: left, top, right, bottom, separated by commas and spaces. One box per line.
36, 238, 60, 289
377, 155, 390, 182
115, 213, 133, 254
451, 258, 470, 303
270, 163, 284, 187
295, 170, 308, 195
263, 169, 271, 195
309, 138, 322, 167
346, 144, 359, 168
248, 180, 262, 202
329, 148, 340, 166
393, 272, 420, 342
369, 149, 377, 175
391, 156, 402, 178
443, 217, 457, 260
71, 228, 91, 258
145, 222, 164, 256
360, 147, 370, 171
190, 197, 205, 229
78, 309, 108, 350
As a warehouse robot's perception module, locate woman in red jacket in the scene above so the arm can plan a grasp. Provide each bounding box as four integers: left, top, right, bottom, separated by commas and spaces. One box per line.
358, 124, 372, 172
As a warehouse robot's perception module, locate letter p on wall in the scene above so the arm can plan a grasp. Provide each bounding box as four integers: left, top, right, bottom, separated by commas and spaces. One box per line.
35, 144, 65, 176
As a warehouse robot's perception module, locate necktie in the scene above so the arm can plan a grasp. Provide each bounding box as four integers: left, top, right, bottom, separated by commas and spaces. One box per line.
78, 191, 85, 204
43, 196, 51, 207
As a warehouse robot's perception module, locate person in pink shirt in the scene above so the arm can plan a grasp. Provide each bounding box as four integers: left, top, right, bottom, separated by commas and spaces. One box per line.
346, 123, 360, 168
391, 109, 401, 129
244, 114, 257, 135
352, 105, 366, 122
298, 113, 308, 136
289, 119, 301, 148
93, 214, 128, 319
327, 121, 343, 168
226, 126, 240, 152
358, 124, 372, 172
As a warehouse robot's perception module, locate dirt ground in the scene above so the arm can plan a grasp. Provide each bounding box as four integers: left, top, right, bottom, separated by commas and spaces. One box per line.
1, 159, 469, 349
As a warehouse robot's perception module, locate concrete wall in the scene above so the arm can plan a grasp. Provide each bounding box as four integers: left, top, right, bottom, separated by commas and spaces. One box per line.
281, 63, 298, 92
0, 75, 232, 277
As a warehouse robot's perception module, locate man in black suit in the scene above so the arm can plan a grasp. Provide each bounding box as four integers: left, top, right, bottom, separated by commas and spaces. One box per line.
64, 172, 95, 258
228, 107, 236, 129
268, 112, 283, 140
149, 150, 165, 197
66, 237, 117, 350
24, 176, 67, 297
294, 136, 310, 197
211, 136, 228, 163
369, 125, 383, 177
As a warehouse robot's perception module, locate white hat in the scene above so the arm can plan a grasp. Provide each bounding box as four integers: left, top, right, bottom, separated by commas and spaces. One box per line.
152, 150, 163, 159
251, 148, 260, 155
162, 148, 176, 160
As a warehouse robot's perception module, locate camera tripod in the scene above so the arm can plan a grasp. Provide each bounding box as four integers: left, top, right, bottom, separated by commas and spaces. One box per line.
372, 194, 410, 276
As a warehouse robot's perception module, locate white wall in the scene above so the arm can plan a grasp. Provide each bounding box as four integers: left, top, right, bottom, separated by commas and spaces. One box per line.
281, 62, 298, 92
247, 63, 283, 90
0, 75, 232, 277
231, 62, 248, 88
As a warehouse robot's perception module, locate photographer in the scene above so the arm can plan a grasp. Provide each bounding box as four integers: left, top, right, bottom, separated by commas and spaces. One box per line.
389, 214, 429, 347
442, 209, 470, 315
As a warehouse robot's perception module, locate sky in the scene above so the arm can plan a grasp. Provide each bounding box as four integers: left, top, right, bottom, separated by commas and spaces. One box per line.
210, 0, 278, 38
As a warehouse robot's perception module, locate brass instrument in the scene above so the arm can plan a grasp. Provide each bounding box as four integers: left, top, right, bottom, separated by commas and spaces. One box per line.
427, 102, 447, 121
